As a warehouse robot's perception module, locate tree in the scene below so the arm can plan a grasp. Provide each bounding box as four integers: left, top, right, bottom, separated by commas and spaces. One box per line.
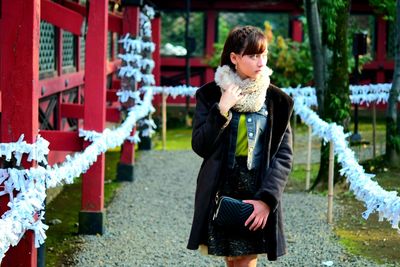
304, 0, 326, 117
303, 0, 352, 190
386, 0, 400, 165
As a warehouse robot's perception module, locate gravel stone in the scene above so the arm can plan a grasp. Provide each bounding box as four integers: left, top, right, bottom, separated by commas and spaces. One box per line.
72, 150, 393, 267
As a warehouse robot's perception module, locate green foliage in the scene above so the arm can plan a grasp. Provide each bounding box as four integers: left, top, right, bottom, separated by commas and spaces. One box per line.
160, 11, 205, 56
267, 35, 313, 87
321, 0, 352, 127
204, 42, 224, 68
328, 94, 351, 123
205, 19, 313, 88
368, 0, 396, 21
218, 12, 289, 40
320, 0, 349, 46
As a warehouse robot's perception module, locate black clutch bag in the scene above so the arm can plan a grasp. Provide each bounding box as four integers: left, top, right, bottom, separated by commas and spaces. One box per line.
212, 196, 254, 228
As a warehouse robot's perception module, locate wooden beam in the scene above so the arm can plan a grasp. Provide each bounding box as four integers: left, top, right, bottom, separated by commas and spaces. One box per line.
106, 107, 121, 122
39, 71, 85, 99
41, 0, 85, 36
60, 103, 84, 119
60, 0, 123, 33
40, 130, 83, 151
60, 0, 86, 16
107, 89, 119, 102
161, 57, 206, 67
109, 13, 123, 34
60, 103, 120, 123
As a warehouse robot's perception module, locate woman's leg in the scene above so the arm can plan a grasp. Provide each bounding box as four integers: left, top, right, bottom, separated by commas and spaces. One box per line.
233, 254, 258, 267
225, 257, 235, 267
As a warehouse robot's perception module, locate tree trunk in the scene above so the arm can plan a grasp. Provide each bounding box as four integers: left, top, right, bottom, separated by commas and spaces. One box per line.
386, 0, 400, 165
304, 0, 326, 117
312, 0, 352, 190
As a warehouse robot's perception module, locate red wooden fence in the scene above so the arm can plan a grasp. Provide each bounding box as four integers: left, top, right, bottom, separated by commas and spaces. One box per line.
0, 0, 152, 265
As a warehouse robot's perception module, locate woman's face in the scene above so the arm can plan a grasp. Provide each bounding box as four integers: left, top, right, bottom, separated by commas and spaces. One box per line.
230, 50, 268, 80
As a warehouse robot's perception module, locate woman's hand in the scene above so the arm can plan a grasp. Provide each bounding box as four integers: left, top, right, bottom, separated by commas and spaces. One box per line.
243, 200, 270, 231
218, 84, 243, 114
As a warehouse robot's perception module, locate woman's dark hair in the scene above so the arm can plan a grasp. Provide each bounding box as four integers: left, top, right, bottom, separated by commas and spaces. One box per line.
220, 26, 268, 71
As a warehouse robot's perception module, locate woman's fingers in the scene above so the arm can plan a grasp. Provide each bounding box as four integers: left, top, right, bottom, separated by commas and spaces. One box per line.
250, 217, 263, 231
243, 200, 269, 231
226, 84, 241, 96
244, 213, 255, 227
261, 217, 267, 229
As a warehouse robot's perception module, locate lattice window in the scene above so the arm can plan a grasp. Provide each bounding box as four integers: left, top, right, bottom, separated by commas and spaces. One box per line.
39, 95, 58, 130
114, 33, 120, 59
39, 21, 56, 76
80, 21, 87, 68
108, 31, 113, 60
62, 88, 79, 130
62, 30, 76, 70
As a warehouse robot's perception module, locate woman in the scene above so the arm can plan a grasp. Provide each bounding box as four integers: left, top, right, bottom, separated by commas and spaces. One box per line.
187, 26, 293, 266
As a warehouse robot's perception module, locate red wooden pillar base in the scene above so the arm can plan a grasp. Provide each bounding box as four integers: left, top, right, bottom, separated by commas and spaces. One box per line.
138, 132, 152, 150
78, 210, 105, 235
117, 129, 136, 181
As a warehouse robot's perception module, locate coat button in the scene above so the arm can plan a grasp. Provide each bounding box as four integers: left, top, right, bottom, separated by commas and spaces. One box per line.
249, 132, 254, 137
247, 118, 252, 122
265, 110, 268, 115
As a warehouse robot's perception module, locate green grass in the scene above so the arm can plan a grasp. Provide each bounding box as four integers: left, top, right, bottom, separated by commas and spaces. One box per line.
152, 127, 192, 150
286, 163, 320, 192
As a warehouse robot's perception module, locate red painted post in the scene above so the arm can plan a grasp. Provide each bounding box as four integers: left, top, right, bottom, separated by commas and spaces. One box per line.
117, 4, 140, 182
205, 10, 217, 83
151, 14, 162, 108
152, 15, 161, 86
78, 0, 108, 235
0, 0, 40, 266
291, 12, 303, 42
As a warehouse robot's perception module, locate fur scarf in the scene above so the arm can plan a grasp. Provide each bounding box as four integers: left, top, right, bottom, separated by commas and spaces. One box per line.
214, 65, 273, 112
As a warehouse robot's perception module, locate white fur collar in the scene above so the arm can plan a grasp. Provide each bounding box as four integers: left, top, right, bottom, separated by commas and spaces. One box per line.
214, 65, 272, 112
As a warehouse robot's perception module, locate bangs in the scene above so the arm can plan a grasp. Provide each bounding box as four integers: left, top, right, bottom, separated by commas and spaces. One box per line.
242, 32, 268, 56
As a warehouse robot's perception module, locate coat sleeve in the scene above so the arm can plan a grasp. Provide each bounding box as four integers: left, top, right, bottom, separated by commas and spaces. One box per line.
191, 90, 231, 159
254, 125, 293, 212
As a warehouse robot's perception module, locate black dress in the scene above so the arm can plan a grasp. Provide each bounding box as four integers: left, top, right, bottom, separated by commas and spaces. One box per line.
206, 156, 267, 257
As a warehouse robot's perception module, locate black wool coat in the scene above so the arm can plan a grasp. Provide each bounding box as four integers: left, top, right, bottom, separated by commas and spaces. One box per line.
187, 81, 294, 261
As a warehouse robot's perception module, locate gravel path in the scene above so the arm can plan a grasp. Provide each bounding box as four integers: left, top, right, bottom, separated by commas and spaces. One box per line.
72, 150, 389, 267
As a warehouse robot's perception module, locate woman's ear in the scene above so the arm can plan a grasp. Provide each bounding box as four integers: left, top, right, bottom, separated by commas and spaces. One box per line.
230, 52, 239, 65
